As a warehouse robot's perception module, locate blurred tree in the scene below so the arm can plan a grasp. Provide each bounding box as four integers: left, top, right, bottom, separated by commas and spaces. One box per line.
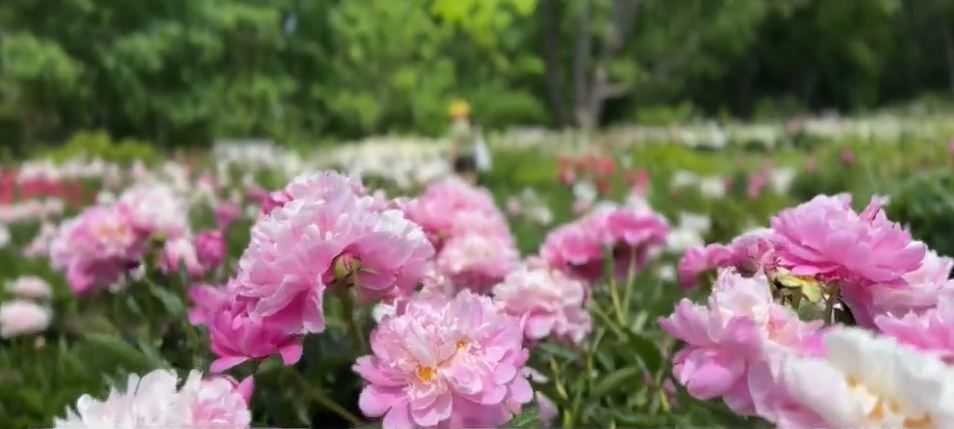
0, 0, 951, 145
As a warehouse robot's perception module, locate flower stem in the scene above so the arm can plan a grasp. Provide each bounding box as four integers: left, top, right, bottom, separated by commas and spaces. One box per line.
607, 273, 627, 326
337, 288, 366, 354
288, 367, 363, 426
824, 283, 841, 325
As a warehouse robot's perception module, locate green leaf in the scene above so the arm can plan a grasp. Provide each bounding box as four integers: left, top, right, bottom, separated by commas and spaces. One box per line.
505, 407, 540, 428
626, 330, 664, 375
147, 281, 185, 317
83, 333, 167, 370
591, 366, 640, 398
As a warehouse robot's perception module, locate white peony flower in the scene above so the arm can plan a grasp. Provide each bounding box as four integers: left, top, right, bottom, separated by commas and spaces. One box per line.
779, 327, 954, 429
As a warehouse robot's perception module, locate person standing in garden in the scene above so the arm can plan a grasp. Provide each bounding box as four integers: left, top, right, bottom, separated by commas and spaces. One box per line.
446, 100, 491, 184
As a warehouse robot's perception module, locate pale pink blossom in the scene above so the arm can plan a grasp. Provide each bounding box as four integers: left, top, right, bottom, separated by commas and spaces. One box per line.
354, 290, 533, 429
493, 264, 592, 344
50, 205, 146, 294
660, 270, 823, 417
404, 178, 501, 246
159, 237, 204, 278
435, 234, 519, 293
0, 299, 51, 337
118, 183, 190, 239
847, 247, 954, 325
6, 275, 52, 300
22, 222, 58, 259
53, 369, 252, 428
876, 294, 954, 363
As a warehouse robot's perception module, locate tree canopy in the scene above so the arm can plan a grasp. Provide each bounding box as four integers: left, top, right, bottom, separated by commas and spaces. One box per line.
0, 0, 951, 146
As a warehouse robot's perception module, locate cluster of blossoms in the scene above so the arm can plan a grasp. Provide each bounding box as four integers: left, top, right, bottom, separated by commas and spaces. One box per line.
405, 178, 519, 292
665, 193, 954, 427
48, 183, 197, 293
53, 370, 253, 428
540, 200, 669, 283
190, 172, 435, 372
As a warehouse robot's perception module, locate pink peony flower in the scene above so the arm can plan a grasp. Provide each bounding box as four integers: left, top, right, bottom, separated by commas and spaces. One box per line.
659, 270, 823, 416
50, 205, 146, 294
404, 178, 501, 246
435, 234, 520, 293
840, 149, 854, 166
195, 229, 227, 271
118, 183, 190, 239
846, 247, 954, 326
542, 203, 669, 282
214, 201, 241, 231
159, 237, 205, 278
677, 229, 775, 290
875, 294, 954, 363
22, 222, 58, 259
53, 369, 252, 428
769, 327, 954, 429
354, 290, 533, 429
0, 299, 51, 337
191, 281, 306, 373
771, 194, 925, 290
493, 264, 592, 344
6, 275, 52, 300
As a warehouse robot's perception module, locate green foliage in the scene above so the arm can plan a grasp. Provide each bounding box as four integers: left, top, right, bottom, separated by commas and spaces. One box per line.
634, 103, 696, 126
0, 0, 951, 146
888, 171, 954, 257
42, 130, 158, 164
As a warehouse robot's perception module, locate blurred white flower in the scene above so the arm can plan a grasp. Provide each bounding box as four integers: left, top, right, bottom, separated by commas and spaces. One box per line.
678, 212, 711, 234
7, 276, 52, 301
671, 170, 699, 189
0, 224, 9, 249
770, 167, 797, 194
0, 300, 51, 337
698, 176, 726, 199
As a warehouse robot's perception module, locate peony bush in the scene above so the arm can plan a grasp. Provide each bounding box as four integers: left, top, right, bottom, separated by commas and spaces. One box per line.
5, 133, 954, 429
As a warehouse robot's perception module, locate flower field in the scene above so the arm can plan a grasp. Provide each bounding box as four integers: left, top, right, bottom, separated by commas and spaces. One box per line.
5, 115, 954, 429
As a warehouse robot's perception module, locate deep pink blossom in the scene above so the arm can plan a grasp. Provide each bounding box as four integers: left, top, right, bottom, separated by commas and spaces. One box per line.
195, 229, 227, 271
354, 290, 533, 429
677, 229, 774, 290
49, 205, 146, 294
214, 201, 240, 230
542, 203, 669, 282
771, 194, 925, 289
190, 281, 306, 373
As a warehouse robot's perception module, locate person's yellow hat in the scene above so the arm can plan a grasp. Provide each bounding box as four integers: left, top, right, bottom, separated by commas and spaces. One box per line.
449, 100, 470, 118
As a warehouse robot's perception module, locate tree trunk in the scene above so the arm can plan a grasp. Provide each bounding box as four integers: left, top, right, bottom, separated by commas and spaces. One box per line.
540, 0, 567, 128
572, 0, 592, 128
944, 26, 954, 94
575, 0, 641, 129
